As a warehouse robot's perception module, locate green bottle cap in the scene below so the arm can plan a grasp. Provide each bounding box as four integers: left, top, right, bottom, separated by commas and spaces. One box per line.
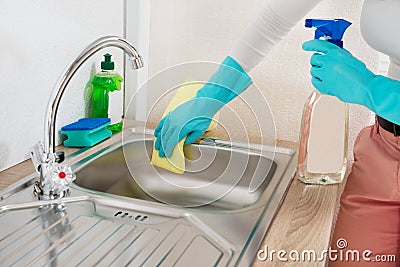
101, 53, 115, 70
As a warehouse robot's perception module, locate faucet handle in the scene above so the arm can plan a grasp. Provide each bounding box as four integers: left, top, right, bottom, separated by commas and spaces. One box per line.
42, 163, 76, 199
30, 142, 46, 172
31, 142, 65, 171
31, 142, 73, 199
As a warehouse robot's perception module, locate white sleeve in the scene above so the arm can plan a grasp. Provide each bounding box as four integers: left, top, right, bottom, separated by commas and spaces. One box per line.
230, 0, 323, 72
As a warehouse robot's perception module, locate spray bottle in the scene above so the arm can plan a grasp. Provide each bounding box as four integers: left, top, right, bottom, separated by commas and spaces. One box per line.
297, 19, 351, 184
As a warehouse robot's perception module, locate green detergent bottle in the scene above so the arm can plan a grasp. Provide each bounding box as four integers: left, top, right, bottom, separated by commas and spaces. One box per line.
91, 53, 123, 133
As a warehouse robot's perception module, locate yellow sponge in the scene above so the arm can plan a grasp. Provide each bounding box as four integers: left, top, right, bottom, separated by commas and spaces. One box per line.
151, 82, 218, 174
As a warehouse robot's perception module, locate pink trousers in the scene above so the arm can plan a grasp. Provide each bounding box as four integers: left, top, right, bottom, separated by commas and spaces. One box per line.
330, 121, 400, 266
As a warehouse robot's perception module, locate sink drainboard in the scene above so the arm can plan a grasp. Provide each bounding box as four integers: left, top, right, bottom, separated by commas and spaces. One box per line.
0, 196, 232, 267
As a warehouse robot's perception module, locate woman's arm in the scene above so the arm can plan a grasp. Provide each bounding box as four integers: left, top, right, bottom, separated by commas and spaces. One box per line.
230, 0, 322, 72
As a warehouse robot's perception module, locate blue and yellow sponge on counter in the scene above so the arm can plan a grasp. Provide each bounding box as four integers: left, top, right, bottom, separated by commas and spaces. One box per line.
61, 118, 112, 147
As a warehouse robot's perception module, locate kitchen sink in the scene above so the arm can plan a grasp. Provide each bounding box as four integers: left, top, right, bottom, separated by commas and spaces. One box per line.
74, 137, 277, 211
0, 126, 296, 267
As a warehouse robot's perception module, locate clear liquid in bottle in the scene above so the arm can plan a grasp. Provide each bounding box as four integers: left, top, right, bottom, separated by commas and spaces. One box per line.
297, 90, 348, 184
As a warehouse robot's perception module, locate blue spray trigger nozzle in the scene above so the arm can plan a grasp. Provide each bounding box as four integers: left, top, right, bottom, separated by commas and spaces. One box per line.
305, 19, 352, 48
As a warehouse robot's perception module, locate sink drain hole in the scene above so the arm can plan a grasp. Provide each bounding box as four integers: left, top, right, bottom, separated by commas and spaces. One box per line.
114, 210, 149, 222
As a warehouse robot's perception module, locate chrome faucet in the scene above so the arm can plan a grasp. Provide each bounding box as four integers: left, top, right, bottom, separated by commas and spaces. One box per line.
31, 36, 143, 199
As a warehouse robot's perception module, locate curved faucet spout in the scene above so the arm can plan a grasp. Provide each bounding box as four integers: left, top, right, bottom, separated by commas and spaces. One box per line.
44, 36, 143, 155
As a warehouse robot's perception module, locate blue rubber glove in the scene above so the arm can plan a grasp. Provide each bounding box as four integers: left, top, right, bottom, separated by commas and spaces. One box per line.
154, 56, 252, 158
303, 39, 400, 125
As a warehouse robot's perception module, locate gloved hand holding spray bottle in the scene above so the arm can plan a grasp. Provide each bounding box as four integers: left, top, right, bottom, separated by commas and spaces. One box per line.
297, 19, 352, 184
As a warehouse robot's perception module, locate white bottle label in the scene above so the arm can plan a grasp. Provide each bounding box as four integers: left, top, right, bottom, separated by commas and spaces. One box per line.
307, 95, 346, 173
108, 90, 123, 124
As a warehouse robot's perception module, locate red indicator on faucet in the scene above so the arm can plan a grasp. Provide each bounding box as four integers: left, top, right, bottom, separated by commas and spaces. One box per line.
58, 172, 66, 179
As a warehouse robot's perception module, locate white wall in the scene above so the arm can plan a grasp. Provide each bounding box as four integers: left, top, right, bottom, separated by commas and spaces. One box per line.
0, 1, 383, 172
147, 0, 379, 151
125, 0, 151, 121
0, 0, 125, 171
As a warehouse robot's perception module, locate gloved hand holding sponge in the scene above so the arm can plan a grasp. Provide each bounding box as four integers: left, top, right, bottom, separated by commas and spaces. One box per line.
302, 39, 400, 125
154, 56, 253, 158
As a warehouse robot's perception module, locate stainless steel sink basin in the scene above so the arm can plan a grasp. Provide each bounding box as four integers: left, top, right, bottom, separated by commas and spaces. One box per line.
0, 127, 297, 267
74, 138, 277, 211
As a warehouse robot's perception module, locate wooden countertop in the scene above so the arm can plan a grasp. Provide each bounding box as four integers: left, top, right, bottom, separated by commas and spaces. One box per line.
0, 137, 339, 267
